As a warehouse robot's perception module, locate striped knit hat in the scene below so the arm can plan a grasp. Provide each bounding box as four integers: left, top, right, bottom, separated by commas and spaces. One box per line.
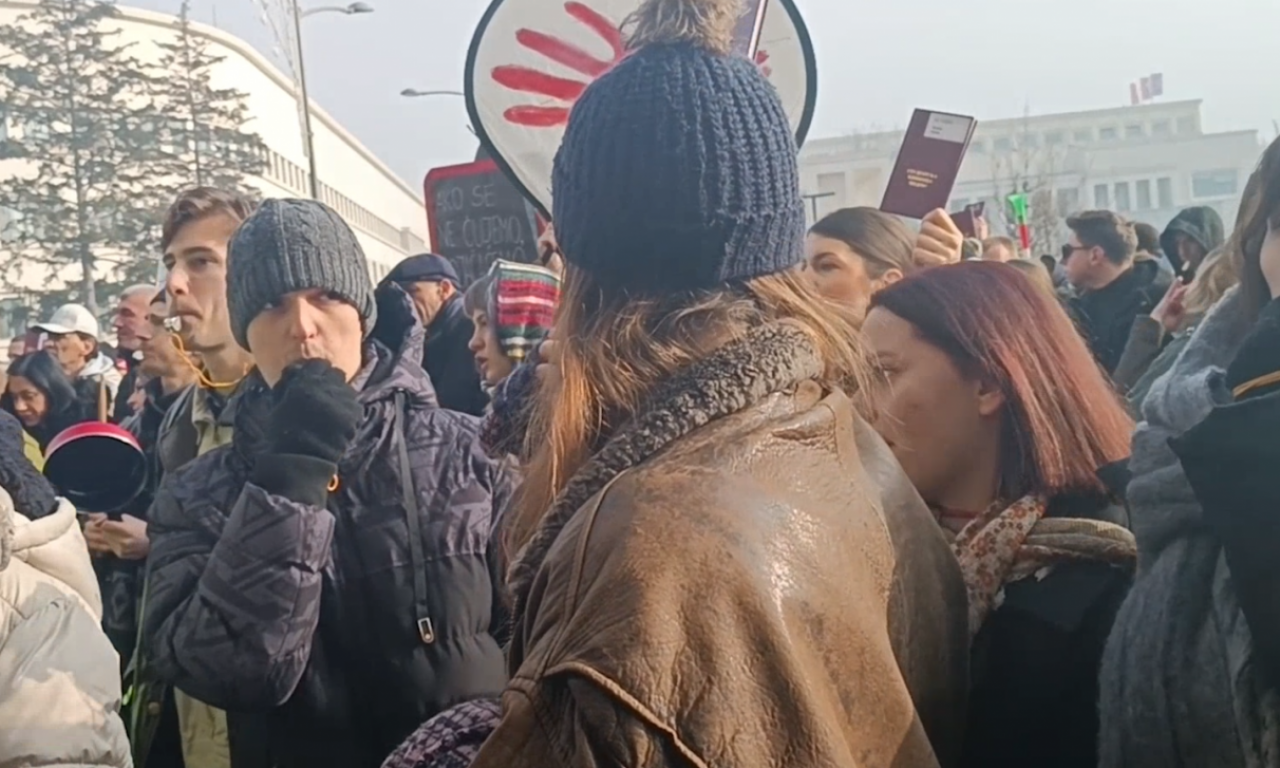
485, 260, 560, 363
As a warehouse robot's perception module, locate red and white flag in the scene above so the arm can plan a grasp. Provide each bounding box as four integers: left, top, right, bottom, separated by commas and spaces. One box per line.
1130, 83, 1140, 105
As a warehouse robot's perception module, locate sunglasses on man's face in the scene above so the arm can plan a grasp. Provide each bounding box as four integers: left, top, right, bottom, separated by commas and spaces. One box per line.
1061, 244, 1091, 262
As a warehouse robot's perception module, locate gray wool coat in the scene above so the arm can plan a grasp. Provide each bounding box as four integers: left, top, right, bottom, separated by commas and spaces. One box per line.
1098, 287, 1280, 767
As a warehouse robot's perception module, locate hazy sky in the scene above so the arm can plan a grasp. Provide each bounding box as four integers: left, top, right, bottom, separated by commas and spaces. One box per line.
129, 0, 1280, 191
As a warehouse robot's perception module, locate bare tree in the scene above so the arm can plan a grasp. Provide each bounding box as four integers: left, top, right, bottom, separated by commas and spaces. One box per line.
986, 112, 1092, 257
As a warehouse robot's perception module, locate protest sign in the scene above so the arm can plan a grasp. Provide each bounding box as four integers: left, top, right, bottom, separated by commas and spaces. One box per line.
424, 159, 542, 285
464, 0, 817, 217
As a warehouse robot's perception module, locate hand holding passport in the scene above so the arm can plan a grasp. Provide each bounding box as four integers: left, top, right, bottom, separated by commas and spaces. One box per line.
881, 109, 978, 221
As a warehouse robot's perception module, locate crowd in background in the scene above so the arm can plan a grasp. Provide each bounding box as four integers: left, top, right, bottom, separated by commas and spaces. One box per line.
2, 1, 1279, 766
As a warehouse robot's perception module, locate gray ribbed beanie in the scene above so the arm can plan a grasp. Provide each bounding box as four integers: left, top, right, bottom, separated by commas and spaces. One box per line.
227, 198, 376, 350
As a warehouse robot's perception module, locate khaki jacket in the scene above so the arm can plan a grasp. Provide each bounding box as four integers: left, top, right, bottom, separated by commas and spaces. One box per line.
474, 324, 969, 768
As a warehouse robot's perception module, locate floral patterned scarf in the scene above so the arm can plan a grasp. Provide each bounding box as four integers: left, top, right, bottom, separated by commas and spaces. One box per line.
944, 494, 1137, 638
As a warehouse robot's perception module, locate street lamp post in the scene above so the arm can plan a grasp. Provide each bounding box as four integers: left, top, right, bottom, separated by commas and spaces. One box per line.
292, 2, 374, 200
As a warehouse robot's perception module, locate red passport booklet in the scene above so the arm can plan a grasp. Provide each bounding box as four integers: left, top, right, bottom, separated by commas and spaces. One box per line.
881, 109, 978, 220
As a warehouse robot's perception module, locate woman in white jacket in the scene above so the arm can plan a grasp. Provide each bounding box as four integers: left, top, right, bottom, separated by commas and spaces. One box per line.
0, 406, 130, 768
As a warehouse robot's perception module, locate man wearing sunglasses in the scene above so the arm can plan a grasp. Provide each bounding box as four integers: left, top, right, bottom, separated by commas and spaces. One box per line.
1062, 210, 1172, 374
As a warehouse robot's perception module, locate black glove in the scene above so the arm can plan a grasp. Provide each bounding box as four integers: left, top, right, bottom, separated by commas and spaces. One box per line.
267, 360, 362, 462
250, 360, 362, 506
0, 410, 57, 520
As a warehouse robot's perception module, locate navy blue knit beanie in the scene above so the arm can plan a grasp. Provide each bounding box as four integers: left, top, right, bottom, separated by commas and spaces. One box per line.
551, 0, 805, 296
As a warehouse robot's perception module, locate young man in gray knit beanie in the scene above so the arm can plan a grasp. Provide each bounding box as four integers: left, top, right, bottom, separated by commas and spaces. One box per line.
139, 196, 512, 767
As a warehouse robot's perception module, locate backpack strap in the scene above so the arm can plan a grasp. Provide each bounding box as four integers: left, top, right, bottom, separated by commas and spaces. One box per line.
394, 391, 435, 645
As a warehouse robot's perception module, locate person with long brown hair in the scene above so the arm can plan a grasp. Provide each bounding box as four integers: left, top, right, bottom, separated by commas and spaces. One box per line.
462, 0, 971, 766
1098, 135, 1280, 768
804, 206, 964, 319
863, 261, 1138, 767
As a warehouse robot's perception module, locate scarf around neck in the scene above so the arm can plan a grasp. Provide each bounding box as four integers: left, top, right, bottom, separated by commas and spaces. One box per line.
949, 494, 1136, 638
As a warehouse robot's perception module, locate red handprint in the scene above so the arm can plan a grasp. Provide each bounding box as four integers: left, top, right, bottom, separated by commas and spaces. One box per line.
492, 2, 624, 128
491, 2, 775, 129
755, 49, 771, 78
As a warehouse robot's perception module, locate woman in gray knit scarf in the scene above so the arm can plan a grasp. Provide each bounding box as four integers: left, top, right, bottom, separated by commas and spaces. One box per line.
1099, 135, 1280, 767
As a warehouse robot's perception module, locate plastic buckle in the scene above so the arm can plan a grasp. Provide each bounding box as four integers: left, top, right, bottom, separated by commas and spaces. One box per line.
417, 617, 436, 644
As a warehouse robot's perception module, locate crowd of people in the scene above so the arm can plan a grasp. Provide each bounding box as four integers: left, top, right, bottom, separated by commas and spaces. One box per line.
1, 0, 1279, 766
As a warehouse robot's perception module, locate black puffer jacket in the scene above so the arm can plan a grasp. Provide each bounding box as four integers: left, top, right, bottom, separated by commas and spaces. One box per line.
420, 295, 487, 417
142, 293, 514, 768
1070, 260, 1171, 375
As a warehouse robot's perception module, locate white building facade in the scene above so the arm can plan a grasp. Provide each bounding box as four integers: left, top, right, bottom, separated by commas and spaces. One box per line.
0, 0, 427, 311
800, 100, 1264, 249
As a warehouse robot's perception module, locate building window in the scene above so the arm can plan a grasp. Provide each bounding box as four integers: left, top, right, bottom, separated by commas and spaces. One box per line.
1151, 119, 1172, 137
1136, 179, 1153, 210
1045, 131, 1065, 146
1073, 129, 1093, 144
969, 139, 986, 154
951, 198, 970, 210
1191, 169, 1239, 198
1099, 127, 1119, 142
1021, 133, 1040, 149
1115, 182, 1131, 211
1094, 184, 1110, 208
993, 136, 1013, 153
1176, 116, 1196, 135
1125, 124, 1145, 139
1157, 177, 1175, 208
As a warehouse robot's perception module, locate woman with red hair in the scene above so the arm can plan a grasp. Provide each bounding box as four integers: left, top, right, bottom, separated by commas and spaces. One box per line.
864, 261, 1138, 768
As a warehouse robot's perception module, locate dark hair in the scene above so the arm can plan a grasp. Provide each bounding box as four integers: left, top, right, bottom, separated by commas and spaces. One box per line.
161, 187, 257, 252
1133, 222, 1161, 254
463, 272, 496, 317
1, 352, 87, 438
1238, 135, 1280, 317
1066, 210, 1138, 265
810, 207, 916, 278
870, 262, 1134, 500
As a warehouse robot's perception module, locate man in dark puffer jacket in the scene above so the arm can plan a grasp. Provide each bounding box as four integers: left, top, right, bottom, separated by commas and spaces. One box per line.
142, 199, 512, 768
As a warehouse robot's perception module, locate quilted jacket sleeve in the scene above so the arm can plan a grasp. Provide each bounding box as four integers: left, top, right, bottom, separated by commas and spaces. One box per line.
142, 464, 336, 710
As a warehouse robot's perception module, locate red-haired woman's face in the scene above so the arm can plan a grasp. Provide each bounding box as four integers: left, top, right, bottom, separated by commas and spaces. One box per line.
862, 307, 1005, 510
805, 235, 901, 319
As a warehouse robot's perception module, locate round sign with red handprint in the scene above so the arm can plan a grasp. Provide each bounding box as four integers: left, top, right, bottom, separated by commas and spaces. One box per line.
465, 0, 817, 218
